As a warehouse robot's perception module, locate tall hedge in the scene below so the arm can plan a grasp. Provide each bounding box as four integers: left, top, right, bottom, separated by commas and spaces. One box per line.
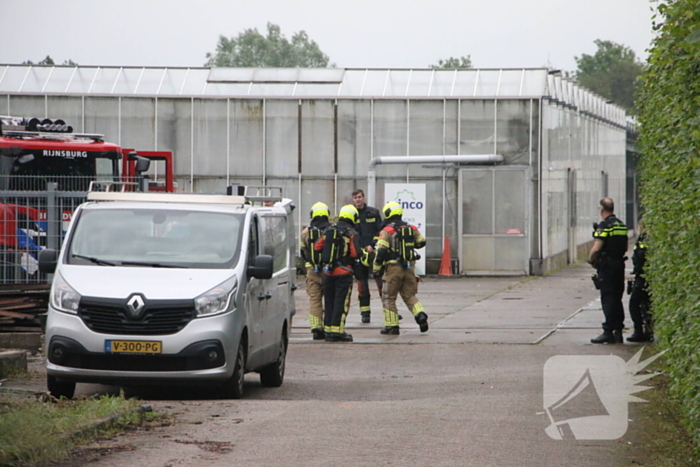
636, 0, 700, 452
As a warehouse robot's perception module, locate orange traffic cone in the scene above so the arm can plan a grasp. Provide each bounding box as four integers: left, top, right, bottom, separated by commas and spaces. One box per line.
438, 236, 452, 276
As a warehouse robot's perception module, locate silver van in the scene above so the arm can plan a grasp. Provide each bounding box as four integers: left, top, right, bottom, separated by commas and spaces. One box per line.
39, 187, 296, 399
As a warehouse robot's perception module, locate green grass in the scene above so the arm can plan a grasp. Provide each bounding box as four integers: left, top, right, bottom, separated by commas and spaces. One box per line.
0, 393, 140, 467
627, 356, 698, 466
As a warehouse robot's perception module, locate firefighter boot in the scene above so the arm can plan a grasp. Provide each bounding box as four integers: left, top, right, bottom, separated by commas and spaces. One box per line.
415, 312, 429, 333
361, 312, 371, 324
380, 326, 400, 335
626, 326, 651, 342
312, 329, 326, 340
325, 332, 354, 342
591, 331, 616, 344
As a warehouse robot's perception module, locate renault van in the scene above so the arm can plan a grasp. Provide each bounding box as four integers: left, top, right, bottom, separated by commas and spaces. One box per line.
39, 187, 295, 399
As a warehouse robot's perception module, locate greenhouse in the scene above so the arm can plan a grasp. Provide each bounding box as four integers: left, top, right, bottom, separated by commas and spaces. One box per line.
0, 65, 628, 275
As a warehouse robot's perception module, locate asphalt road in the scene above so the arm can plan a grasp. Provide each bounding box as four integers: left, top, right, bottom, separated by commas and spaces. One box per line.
39, 263, 658, 466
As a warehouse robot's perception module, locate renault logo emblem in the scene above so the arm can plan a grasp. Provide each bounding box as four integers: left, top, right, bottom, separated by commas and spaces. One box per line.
126, 294, 145, 318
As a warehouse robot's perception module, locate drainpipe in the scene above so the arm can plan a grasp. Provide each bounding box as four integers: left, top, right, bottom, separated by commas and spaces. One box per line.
367, 154, 504, 207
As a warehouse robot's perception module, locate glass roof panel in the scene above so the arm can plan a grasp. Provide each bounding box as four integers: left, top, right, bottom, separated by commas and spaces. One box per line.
0, 66, 28, 93
496, 69, 526, 96
472, 69, 500, 97
66, 67, 97, 93
42, 67, 78, 93
359, 70, 390, 97
293, 83, 342, 97
178, 69, 210, 95
87, 67, 121, 94
0, 65, 626, 120
133, 68, 167, 95
383, 70, 411, 97
17, 67, 52, 93
520, 69, 547, 97
430, 70, 459, 97
297, 68, 345, 83
156, 69, 188, 95
405, 70, 432, 97
203, 82, 252, 96
450, 70, 478, 97
248, 83, 295, 96
207, 67, 344, 83
337, 69, 368, 96
111, 68, 144, 94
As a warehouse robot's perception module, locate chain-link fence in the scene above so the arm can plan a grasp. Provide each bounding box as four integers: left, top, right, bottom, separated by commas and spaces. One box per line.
0, 181, 87, 284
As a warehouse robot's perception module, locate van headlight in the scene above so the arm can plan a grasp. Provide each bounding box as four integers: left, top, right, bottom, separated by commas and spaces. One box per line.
51, 272, 81, 314
194, 275, 237, 317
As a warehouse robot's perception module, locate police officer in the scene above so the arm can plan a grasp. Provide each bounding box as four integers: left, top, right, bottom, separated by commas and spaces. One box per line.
627, 226, 652, 342
352, 189, 383, 323
300, 202, 331, 340
314, 205, 361, 342
588, 198, 628, 344
374, 201, 429, 335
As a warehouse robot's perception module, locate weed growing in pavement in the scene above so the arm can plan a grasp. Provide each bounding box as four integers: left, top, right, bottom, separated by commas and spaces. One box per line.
0, 393, 140, 466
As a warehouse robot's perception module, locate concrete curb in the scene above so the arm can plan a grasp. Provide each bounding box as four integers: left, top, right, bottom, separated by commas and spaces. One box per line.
68, 404, 153, 440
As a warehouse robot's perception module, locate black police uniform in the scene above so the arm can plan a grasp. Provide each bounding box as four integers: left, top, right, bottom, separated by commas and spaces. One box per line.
593, 214, 628, 337
353, 204, 382, 321
628, 233, 652, 341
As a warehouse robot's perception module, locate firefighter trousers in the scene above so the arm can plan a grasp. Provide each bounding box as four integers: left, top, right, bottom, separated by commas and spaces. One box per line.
305, 267, 324, 331
323, 272, 353, 334
381, 263, 425, 327
353, 260, 383, 314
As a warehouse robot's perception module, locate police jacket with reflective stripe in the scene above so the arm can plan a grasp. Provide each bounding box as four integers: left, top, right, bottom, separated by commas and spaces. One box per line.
593, 214, 628, 260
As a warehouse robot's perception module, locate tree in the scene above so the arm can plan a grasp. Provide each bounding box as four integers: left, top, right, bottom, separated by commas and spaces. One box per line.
205, 23, 330, 68
574, 40, 644, 111
429, 56, 472, 69
22, 56, 77, 66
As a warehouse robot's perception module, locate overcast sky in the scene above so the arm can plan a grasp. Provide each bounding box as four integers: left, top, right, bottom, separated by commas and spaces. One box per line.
0, 0, 656, 72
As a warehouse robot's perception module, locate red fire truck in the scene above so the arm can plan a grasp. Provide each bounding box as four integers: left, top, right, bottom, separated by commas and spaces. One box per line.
0, 116, 174, 282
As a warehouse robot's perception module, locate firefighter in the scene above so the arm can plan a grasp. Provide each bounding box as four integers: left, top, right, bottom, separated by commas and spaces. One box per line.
314, 204, 361, 342
300, 202, 331, 340
627, 226, 652, 342
373, 201, 429, 335
588, 197, 628, 344
352, 189, 383, 323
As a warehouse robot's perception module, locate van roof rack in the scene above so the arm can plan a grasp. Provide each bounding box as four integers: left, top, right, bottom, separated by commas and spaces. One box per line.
243, 186, 283, 205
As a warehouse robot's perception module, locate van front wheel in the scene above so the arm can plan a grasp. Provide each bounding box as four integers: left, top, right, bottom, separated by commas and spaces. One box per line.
225, 341, 246, 399
47, 375, 75, 399
260, 329, 287, 387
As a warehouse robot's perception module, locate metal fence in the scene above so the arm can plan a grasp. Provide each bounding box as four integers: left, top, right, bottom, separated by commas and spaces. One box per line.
0, 182, 87, 284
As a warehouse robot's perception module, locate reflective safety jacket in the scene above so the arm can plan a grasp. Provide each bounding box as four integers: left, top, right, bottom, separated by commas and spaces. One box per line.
593, 214, 628, 260
374, 220, 425, 270
632, 233, 648, 277
300, 218, 330, 268
313, 220, 360, 276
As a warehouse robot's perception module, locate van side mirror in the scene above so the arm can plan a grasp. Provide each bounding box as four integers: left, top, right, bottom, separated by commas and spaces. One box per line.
248, 255, 273, 279
38, 249, 59, 274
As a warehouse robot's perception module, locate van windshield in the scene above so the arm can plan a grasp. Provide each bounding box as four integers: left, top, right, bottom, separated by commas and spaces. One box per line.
67, 208, 244, 269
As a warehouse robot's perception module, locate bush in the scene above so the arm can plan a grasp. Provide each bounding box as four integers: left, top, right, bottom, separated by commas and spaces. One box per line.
636, 0, 700, 458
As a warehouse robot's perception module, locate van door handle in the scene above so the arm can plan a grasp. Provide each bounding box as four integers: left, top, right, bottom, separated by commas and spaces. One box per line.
258, 293, 272, 301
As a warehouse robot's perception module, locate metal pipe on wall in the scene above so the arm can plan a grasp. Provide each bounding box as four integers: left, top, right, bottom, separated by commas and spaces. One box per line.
366, 154, 504, 207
